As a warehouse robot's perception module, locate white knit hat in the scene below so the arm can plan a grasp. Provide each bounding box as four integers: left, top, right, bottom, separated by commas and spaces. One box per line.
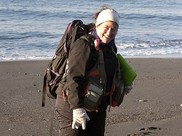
95, 9, 119, 26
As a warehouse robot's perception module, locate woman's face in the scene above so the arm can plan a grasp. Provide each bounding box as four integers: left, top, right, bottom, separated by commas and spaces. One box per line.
96, 21, 118, 44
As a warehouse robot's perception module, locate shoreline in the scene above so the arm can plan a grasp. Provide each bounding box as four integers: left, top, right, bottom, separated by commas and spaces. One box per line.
1, 54, 182, 62
1, 58, 182, 136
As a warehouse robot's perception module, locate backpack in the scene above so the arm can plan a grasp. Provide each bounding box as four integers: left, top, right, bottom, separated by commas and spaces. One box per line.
42, 20, 94, 107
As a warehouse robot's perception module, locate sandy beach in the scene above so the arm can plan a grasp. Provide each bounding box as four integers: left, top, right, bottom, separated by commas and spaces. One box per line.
0, 58, 182, 136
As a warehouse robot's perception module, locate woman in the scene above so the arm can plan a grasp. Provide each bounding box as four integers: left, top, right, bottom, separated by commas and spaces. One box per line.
55, 7, 127, 136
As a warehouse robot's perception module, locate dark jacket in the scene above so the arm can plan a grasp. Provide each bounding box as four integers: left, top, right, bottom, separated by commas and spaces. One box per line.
64, 34, 118, 110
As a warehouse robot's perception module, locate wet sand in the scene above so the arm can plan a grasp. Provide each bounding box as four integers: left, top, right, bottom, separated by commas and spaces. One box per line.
0, 58, 182, 136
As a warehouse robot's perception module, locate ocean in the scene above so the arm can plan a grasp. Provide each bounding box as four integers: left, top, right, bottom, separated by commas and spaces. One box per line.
0, 0, 182, 61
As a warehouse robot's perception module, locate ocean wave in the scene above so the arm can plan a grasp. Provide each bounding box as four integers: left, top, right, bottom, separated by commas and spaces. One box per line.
121, 13, 182, 22
0, 39, 181, 61
0, 31, 54, 41
117, 39, 182, 50
117, 39, 182, 57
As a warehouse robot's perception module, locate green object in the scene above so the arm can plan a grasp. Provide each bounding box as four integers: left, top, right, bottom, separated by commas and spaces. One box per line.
117, 54, 137, 86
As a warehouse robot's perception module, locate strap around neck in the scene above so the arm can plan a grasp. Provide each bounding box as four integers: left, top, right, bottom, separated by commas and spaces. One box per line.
98, 50, 107, 90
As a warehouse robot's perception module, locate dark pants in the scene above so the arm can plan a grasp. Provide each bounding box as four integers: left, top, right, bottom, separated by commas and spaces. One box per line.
55, 95, 106, 136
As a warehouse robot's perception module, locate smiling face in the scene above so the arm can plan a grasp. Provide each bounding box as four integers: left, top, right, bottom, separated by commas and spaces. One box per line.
95, 21, 118, 44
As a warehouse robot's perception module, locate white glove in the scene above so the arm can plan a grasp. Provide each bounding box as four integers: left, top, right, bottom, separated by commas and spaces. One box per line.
72, 108, 90, 130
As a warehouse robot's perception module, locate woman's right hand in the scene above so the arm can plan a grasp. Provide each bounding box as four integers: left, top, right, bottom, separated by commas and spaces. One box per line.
72, 108, 90, 130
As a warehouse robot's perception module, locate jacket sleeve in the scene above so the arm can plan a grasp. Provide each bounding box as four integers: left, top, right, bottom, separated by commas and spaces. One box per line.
66, 38, 92, 109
